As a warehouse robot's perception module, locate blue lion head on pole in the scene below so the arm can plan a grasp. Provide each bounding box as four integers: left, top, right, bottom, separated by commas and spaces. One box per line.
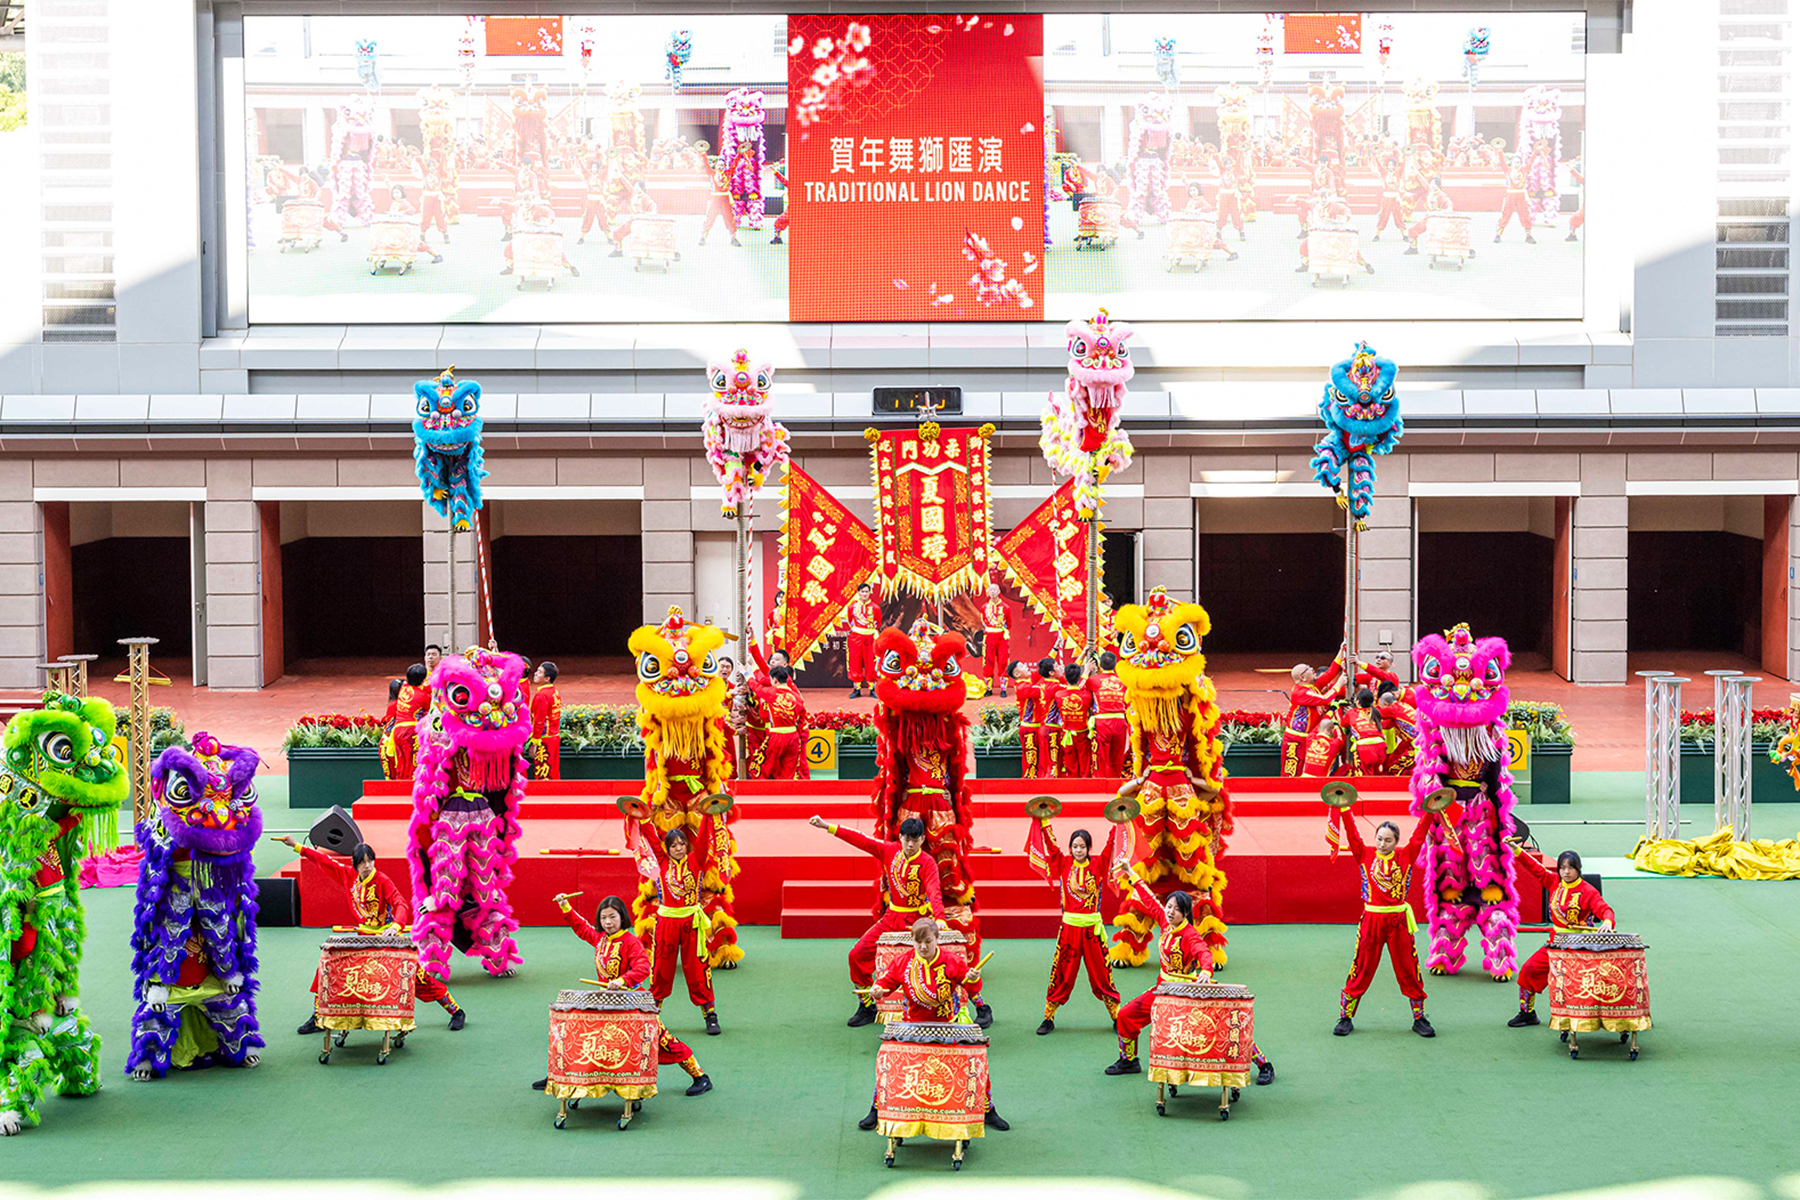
413, 367, 486, 531
1311, 342, 1402, 527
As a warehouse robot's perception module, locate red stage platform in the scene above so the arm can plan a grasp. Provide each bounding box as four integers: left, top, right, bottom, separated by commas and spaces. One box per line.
282, 777, 1544, 935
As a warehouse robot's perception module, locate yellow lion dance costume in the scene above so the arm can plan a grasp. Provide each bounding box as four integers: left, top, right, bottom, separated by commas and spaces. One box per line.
1109, 587, 1233, 967
628, 606, 744, 966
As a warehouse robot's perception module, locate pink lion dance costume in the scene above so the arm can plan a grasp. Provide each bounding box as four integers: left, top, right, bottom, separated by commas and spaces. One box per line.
1040, 310, 1135, 515
1518, 85, 1564, 228
408, 648, 531, 980
722, 88, 767, 229
330, 96, 376, 226
703, 349, 791, 519
1125, 95, 1173, 227
1410, 624, 1520, 981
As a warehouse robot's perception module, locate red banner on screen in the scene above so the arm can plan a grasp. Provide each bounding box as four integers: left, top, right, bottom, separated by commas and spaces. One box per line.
485, 16, 564, 56
786, 14, 1045, 321
1283, 14, 1362, 54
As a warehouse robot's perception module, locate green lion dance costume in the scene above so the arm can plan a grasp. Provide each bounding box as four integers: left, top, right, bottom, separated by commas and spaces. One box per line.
0, 692, 126, 1135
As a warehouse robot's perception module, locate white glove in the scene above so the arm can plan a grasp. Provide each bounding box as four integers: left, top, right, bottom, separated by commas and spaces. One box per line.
146, 985, 169, 1012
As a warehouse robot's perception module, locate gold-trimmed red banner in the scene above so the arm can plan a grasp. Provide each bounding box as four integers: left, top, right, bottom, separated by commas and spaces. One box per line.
773, 462, 877, 667
867, 425, 994, 602
995, 479, 1109, 653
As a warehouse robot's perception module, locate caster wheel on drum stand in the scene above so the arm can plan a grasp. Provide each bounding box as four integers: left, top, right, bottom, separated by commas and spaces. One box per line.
1156, 1104, 1166, 1116
951, 1140, 966, 1170
1620, 1033, 1631, 1044
1231, 1088, 1241, 1102
377, 1052, 389, 1065
884, 1136, 899, 1167
318, 1051, 331, 1064
568, 1099, 580, 1110
1629, 1050, 1638, 1061
333, 1030, 349, 1048
1219, 1107, 1231, 1121
1559, 1031, 1569, 1043
554, 1102, 568, 1130
1168, 1084, 1178, 1097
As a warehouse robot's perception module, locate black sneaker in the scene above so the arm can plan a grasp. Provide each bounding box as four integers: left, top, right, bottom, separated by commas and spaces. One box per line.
1036, 1019, 1054, 1036
1104, 1056, 1141, 1076
1412, 1016, 1436, 1038
974, 1003, 993, 1029
1403, 245, 1419, 255
568, 264, 581, 277
529, 1077, 548, 1091
847, 1002, 877, 1028
704, 1010, 721, 1036
1525, 235, 1537, 244
1256, 1060, 1275, 1086
448, 1009, 466, 1031
1333, 1017, 1354, 1036
297, 1014, 320, 1036
857, 1105, 879, 1130
685, 1073, 713, 1097
984, 1107, 1010, 1130
1507, 1010, 1541, 1028
608, 248, 623, 258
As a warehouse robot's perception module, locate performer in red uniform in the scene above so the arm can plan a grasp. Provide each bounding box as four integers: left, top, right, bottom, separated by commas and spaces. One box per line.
1013, 661, 1042, 777
1026, 817, 1119, 1033
577, 147, 610, 243
1299, 720, 1345, 778
1034, 659, 1063, 780
529, 895, 712, 1096
768, 161, 791, 245
1375, 681, 1418, 775
749, 665, 810, 780
1506, 842, 1615, 1027
980, 582, 1010, 695
1084, 652, 1131, 777
1345, 689, 1388, 773
1331, 808, 1439, 1037
1566, 160, 1584, 242
854, 919, 1009, 1132
1216, 161, 1247, 240
1281, 658, 1344, 776
628, 819, 721, 1035
1495, 155, 1537, 243
1356, 649, 1401, 692
1372, 153, 1406, 241
529, 661, 562, 780
277, 838, 465, 1033
1054, 663, 1094, 777
845, 582, 879, 698
698, 150, 741, 247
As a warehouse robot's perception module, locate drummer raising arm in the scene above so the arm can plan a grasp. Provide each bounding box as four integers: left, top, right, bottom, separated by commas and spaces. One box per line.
1505, 843, 1615, 1028
275, 836, 466, 1034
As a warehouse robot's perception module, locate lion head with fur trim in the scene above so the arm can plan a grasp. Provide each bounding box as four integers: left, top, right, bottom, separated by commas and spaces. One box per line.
1114, 587, 1211, 699
630, 608, 728, 727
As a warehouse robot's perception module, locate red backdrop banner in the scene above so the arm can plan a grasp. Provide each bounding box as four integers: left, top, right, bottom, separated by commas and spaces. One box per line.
995, 480, 1106, 653
774, 463, 878, 666
869, 424, 994, 601
1282, 14, 1362, 54
786, 14, 1045, 321
485, 16, 564, 56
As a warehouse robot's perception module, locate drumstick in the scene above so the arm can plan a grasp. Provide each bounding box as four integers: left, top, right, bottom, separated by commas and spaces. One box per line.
552, 891, 584, 904
972, 951, 996, 972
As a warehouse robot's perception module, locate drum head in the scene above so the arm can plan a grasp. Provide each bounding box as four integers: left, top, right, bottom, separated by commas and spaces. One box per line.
700, 792, 735, 816
615, 795, 651, 820
1423, 786, 1456, 813
1104, 795, 1141, 825
1321, 781, 1359, 810
1024, 795, 1062, 820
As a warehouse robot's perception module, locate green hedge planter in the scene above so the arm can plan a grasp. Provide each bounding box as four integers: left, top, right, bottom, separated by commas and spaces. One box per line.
974, 746, 1023, 779
838, 745, 878, 781
562, 749, 648, 780
1222, 743, 1281, 777
286, 747, 385, 810
1679, 744, 1796, 804
1514, 742, 1572, 805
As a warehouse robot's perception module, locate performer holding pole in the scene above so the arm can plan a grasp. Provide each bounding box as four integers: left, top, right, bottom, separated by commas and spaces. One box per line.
1024, 802, 1119, 1034
1281, 657, 1344, 776
1504, 840, 1614, 1028
1013, 662, 1043, 778
1328, 802, 1439, 1038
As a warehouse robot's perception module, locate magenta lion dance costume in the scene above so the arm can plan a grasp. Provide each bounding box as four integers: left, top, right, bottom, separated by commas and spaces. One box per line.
722, 88, 767, 229
1518, 85, 1564, 228
127, 734, 264, 1079
1125, 95, 1173, 226
330, 95, 376, 226
703, 348, 790, 519
408, 649, 531, 980
1410, 624, 1520, 981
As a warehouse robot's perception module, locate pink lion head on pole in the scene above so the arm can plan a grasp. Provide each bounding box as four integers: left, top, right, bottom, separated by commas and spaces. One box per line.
1413, 622, 1511, 737
703, 348, 791, 518
1039, 309, 1135, 515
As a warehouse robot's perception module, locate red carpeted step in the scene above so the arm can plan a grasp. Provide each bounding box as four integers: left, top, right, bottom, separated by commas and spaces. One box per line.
782, 877, 1056, 911
780, 907, 1065, 939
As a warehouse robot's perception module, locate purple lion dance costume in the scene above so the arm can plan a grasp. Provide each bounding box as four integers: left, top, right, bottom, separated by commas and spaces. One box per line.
408, 648, 530, 980
1409, 623, 1520, 981
127, 733, 264, 1079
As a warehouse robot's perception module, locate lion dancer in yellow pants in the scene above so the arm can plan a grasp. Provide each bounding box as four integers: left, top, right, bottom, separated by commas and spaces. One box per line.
1107, 588, 1233, 968
628, 607, 745, 967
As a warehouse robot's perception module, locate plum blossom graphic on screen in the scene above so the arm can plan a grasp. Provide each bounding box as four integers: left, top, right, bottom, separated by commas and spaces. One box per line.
963, 230, 1033, 309
791, 21, 877, 127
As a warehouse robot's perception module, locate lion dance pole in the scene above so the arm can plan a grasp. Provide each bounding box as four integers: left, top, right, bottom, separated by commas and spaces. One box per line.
413, 367, 489, 649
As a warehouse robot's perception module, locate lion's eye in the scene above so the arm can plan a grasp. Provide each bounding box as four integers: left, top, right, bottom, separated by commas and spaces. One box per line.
417, 395, 433, 417
637, 653, 662, 681
942, 657, 961, 677
447, 684, 473, 708
881, 651, 903, 674
1483, 661, 1502, 684
1172, 625, 1197, 652
37, 731, 74, 766
701, 652, 719, 676
165, 775, 194, 806
1118, 632, 1137, 655
1422, 660, 1442, 680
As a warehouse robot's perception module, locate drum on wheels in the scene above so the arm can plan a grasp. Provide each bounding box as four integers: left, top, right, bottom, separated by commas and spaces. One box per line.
366, 218, 419, 273
1075, 199, 1122, 250
1547, 931, 1649, 1061
1147, 980, 1255, 1119
279, 201, 325, 251
875, 1020, 989, 1170
546, 988, 661, 1129
315, 933, 417, 1066
872, 928, 966, 1024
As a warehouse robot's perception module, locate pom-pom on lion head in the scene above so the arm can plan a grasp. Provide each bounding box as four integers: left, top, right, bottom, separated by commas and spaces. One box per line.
1114, 587, 1211, 698
874, 626, 967, 717
152, 732, 263, 856
630, 606, 728, 724
1413, 623, 1510, 733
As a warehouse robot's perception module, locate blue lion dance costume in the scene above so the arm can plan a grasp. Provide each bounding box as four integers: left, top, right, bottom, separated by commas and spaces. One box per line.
127, 733, 264, 1079
1310, 342, 1402, 529
414, 368, 486, 532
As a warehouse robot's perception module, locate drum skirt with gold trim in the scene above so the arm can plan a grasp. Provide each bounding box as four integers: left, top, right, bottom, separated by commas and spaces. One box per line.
316, 934, 418, 1033
1547, 937, 1651, 1034
875, 1021, 989, 1141
873, 929, 966, 1024
1147, 982, 1254, 1087
546, 989, 661, 1102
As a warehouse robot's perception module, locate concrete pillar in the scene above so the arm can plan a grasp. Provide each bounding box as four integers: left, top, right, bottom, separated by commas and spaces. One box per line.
422, 505, 479, 653
641, 456, 696, 625
1358, 471, 1414, 681
1139, 452, 1195, 602
204, 459, 262, 690
1571, 453, 1628, 683
0, 462, 42, 688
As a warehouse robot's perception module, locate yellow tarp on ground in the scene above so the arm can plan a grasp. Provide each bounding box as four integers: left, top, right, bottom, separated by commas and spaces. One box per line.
1631, 825, 1800, 880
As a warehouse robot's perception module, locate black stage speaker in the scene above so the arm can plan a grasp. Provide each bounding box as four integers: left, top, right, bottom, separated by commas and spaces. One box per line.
256, 876, 299, 926
308, 805, 363, 853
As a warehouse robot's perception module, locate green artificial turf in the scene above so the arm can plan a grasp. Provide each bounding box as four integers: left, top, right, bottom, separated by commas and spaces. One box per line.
8, 774, 1800, 1200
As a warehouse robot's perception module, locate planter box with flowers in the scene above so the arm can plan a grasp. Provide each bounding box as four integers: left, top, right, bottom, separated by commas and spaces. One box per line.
1678, 708, 1796, 804
808, 707, 1025, 780
283, 713, 389, 809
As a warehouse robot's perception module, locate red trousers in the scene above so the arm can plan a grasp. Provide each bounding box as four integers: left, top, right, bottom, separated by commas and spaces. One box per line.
1569, 208, 1584, 233
656, 1024, 696, 1065
847, 633, 875, 684
982, 633, 1009, 684
651, 914, 715, 1009
1115, 986, 1157, 1047
1518, 943, 1552, 994
701, 195, 738, 238
1092, 716, 1128, 777
756, 731, 806, 780
540, 735, 560, 780
773, 210, 790, 234
1375, 196, 1404, 233
579, 197, 607, 236
1057, 730, 1091, 778
848, 909, 920, 988
1342, 910, 1425, 1003
1217, 194, 1244, 233
1036, 726, 1059, 778
1044, 922, 1120, 1016
1020, 725, 1040, 778
1497, 193, 1533, 234
419, 194, 448, 237
1279, 730, 1306, 777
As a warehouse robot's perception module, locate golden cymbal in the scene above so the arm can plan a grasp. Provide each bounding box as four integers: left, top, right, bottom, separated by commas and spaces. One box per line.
615, 795, 651, 820
1024, 795, 1062, 820
700, 791, 736, 816
1320, 781, 1359, 810
1423, 786, 1456, 813
1104, 795, 1141, 825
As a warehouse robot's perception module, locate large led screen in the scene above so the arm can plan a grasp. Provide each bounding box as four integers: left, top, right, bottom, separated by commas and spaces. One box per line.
243, 12, 1585, 323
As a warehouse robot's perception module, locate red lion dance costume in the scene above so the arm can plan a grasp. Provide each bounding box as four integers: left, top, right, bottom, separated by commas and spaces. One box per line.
1109, 588, 1232, 967
1308, 81, 1347, 174
510, 83, 549, 170
870, 625, 982, 963
408, 648, 530, 980
629, 607, 744, 967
